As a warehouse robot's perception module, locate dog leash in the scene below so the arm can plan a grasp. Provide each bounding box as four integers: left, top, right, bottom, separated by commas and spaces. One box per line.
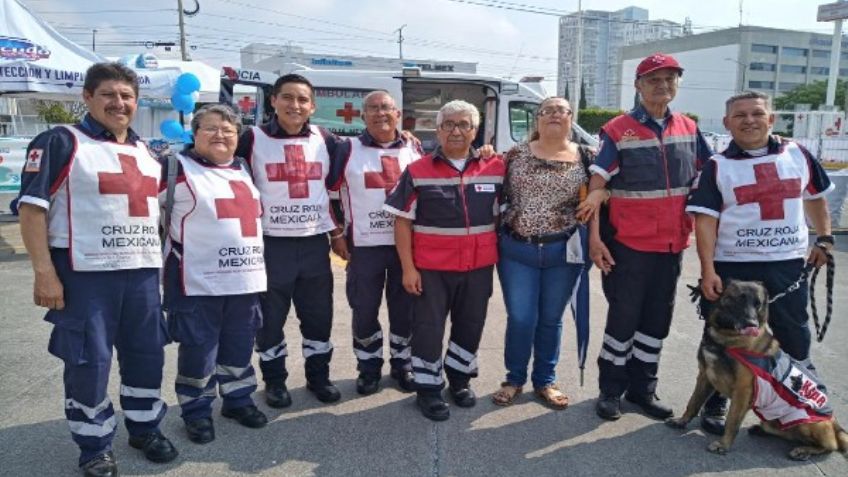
809, 250, 835, 342
687, 251, 834, 341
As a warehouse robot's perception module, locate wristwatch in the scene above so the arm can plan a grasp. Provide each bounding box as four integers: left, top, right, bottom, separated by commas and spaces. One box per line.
815, 234, 835, 249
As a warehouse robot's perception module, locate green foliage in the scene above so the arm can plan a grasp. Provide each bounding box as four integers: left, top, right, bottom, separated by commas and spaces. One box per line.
35, 101, 79, 125
576, 108, 701, 133
577, 108, 623, 134
773, 79, 847, 111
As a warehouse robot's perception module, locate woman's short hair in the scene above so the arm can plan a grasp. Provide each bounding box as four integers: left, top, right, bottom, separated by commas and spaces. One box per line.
436, 100, 480, 128
190, 103, 241, 135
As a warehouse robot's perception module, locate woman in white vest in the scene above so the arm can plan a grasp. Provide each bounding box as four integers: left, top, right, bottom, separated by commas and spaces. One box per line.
160, 104, 267, 444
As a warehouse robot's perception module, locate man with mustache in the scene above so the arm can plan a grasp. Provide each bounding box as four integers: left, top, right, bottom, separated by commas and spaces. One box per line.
17, 62, 177, 477
685, 90, 834, 435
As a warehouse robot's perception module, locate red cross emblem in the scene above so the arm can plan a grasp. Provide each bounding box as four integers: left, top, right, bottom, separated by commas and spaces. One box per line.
364, 156, 402, 196
335, 102, 360, 124
733, 163, 802, 220
265, 144, 323, 199
215, 180, 260, 237
98, 153, 158, 217
25, 148, 43, 172
237, 95, 256, 114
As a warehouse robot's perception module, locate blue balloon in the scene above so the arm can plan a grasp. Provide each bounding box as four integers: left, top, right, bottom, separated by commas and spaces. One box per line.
160, 119, 184, 140
181, 130, 194, 144
175, 73, 201, 94
171, 92, 195, 114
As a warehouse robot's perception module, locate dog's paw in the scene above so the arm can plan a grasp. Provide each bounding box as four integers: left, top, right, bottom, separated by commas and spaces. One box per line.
707, 440, 728, 455
665, 417, 688, 429
788, 447, 811, 461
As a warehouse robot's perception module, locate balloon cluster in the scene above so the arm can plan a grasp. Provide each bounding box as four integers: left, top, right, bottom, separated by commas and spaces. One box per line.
159, 73, 201, 143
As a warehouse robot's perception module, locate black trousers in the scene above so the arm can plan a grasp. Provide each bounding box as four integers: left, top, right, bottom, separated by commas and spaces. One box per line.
255, 234, 334, 386
597, 240, 682, 397
347, 245, 413, 374
411, 266, 494, 393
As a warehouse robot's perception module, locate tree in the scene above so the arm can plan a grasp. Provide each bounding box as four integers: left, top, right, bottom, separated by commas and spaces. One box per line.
773, 79, 847, 111
579, 79, 587, 110
564, 82, 570, 101
34, 100, 79, 124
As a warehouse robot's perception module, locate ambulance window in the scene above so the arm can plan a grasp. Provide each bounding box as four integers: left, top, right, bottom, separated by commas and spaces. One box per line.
509, 102, 538, 142
312, 87, 371, 137
230, 85, 265, 127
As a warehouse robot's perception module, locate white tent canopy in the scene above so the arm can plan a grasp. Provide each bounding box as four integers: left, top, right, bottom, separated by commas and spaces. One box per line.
0, 0, 190, 100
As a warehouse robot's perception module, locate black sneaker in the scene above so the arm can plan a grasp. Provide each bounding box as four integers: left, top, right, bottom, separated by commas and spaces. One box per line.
128, 431, 178, 463
389, 368, 416, 393
416, 392, 450, 421
184, 417, 215, 444
624, 392, 673, 419
81, 451, 118, 477
356, 373, 381, 395
700, 395, 728, 435
265, 383, 292, 409
222, 404, 268, 429
306, 381, 341, 403
596, 394, 622, 420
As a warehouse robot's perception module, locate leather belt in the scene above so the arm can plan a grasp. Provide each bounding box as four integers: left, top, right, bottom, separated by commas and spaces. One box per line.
502, 225, 575, 244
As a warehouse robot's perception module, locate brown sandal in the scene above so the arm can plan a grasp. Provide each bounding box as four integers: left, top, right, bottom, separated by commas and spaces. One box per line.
535, 384, 569, 410
492, 382, 522, 406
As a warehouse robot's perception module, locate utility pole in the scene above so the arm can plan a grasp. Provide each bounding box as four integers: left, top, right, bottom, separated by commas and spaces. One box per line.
91, 29, 96, 52
395, 24, 407, 61
573, 0, 582, 123
177, 0, 190, 61
824, 0, 847, 107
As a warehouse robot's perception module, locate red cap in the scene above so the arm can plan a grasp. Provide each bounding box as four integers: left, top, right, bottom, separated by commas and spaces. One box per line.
636, 53, 683, 78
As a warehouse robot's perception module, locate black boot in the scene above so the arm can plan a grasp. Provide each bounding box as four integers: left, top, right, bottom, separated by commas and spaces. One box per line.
596, 393, 622, 420
128, 431, 178, 463
390, 368, 415, 393
624, 392, 673, 419
416, 392, 450, 421
81, 451, 118, 477
307, 380, 341, 403
222, 404, 268, 428
447, 381, 476, 408
700, 394, 728, 436
265, 383, 292, 408
356, 372, 381, 395
184, 417, 215, 444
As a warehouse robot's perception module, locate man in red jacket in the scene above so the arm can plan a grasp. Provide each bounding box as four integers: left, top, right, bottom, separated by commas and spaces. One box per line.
384, 100, 505, 421
588, 53, 713, 421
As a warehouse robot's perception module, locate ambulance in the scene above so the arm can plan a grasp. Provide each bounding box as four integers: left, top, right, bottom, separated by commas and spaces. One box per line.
219, 65, 597, 152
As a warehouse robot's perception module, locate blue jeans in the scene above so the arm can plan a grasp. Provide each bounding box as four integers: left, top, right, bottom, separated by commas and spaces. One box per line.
497, 233, 584, 389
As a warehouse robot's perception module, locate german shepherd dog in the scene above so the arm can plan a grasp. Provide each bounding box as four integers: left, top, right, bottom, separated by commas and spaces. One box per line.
666, 280, 848, 460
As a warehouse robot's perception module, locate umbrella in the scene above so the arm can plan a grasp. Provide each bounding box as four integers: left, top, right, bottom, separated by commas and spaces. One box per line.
567, 224, 592, 386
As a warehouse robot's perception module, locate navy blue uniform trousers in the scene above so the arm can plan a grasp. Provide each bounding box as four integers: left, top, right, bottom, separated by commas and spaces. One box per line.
46, 249, 167, 466
255, 234, 334, 386
597, 240, 682, 397
163, 253, 261, 422
346, 245, 413, 375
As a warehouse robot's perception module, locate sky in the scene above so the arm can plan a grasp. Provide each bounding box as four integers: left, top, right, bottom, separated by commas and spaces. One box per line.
21, 0, 843, 84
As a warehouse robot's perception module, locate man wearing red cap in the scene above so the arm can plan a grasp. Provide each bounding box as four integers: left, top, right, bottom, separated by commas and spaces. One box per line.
588, 53, 713, 421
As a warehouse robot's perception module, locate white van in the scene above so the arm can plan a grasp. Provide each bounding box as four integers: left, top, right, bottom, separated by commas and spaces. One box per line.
219, 66, 597, 152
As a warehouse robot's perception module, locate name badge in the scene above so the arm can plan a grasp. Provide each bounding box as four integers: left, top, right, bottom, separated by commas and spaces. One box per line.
475, 184, 495, 193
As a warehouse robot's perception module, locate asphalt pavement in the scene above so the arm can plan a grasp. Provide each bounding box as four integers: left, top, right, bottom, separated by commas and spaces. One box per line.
0, 233, 846, 477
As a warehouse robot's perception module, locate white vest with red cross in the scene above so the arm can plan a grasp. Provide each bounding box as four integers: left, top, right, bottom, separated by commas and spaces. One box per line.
63, 126, 161, 271
250, 125, 335, 236
714, 143, 810, 262
341, 138, 420, 246
172, 153, 266, 296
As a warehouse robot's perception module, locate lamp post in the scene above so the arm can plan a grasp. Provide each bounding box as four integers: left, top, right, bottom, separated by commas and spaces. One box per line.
725, 57, 749, 92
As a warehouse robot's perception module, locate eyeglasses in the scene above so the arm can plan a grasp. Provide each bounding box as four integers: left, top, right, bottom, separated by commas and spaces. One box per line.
537, 106, 572, 117
198, 126, 238, 137
364, 104, 397, 114
439, 120, 475, 132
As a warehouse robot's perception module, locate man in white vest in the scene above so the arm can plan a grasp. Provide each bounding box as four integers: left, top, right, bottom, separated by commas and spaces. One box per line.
686, 90, 834, 436
236, 74, 346, 407
17, 63, 177, 477
325, 90, 420, 395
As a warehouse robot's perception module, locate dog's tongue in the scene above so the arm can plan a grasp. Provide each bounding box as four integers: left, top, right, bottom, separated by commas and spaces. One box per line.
741, 326, 761, 337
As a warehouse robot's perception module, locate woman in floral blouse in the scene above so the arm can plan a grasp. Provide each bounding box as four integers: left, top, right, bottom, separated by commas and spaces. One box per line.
492, 97, 605, 408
